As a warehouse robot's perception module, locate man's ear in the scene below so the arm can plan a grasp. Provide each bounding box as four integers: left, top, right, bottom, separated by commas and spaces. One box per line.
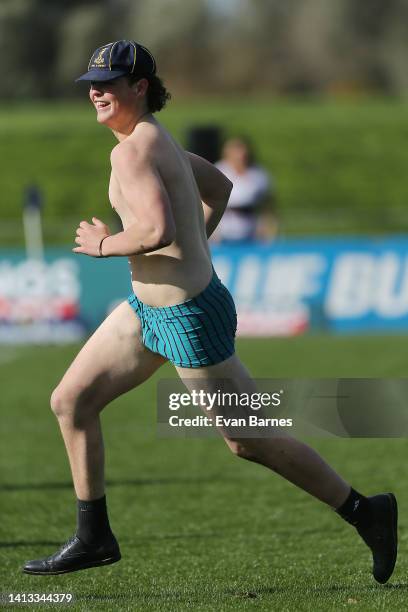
131, 78, 149, 98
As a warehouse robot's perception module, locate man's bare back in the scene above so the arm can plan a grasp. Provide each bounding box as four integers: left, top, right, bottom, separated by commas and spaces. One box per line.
109, 117, 213, 306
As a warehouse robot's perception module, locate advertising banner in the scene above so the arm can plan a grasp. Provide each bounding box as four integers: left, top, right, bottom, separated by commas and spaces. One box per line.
0, 249, 129, 343
0, 237, 407, 342
211, 238, 408, 334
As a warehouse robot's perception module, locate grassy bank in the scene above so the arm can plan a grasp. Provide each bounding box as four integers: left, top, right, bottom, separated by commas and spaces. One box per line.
2, 97, 408, 244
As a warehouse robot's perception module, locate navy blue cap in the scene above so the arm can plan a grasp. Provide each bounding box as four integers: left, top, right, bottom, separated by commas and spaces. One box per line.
76, 40, 156, 82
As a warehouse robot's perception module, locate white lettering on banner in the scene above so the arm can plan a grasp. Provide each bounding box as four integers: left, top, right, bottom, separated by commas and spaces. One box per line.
15, 260, 48, 296
327, 253, 408, 318
376, 254, 408, 317
327, 254, 374, 318
263, 255, 326, 308
0, 262, 16, 295
51, 260, 81, 299
0, 259, 81, 299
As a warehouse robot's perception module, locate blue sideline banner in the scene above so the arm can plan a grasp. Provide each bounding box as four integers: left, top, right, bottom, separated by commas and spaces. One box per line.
0, 238, 407, 342
211, 238, 408, 335
0, 249, 129, 343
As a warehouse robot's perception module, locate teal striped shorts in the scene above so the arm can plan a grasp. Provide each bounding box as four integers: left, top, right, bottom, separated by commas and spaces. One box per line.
127, 270, 237, 368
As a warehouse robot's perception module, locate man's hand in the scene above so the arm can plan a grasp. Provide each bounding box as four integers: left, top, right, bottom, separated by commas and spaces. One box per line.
73, 217, 111, 257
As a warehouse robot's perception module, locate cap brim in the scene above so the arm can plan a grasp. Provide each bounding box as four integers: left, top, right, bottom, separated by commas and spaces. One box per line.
75, 69, 128, 82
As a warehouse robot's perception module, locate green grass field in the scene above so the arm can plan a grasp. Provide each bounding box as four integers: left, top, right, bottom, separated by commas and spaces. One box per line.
1, 336, 408, 611
2, 97, 408, 246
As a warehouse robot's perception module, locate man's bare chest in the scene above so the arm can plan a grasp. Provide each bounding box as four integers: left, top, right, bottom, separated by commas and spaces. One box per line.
108, 171, 121, 210
108, 171, 131, 226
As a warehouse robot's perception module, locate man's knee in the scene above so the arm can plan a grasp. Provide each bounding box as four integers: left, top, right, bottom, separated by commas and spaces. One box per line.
226, 438, 260, 462
50, 383, 99, 424
50, 385, 76, 419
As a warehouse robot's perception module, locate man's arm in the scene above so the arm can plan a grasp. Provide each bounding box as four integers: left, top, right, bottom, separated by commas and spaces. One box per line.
73, 143, 176, 257
187, 152, 233, 238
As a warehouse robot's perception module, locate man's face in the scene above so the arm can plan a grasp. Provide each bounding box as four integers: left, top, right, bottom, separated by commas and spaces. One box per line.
88, 76, 145, 129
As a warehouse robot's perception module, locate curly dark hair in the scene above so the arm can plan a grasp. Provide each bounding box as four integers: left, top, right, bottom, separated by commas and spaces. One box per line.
127, 74, 171, 113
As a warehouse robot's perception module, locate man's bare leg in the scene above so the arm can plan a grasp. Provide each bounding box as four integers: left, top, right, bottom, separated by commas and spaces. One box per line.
176, 354, 350, 508
23, 301, 166, 575
50, 301, 165, 501
176, 354, 398, 583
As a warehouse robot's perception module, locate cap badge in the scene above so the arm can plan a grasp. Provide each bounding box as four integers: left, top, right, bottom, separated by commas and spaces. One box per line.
93, 47, 109, 68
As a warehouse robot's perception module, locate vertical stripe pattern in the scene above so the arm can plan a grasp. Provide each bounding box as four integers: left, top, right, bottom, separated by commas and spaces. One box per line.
127, 270, 237, 368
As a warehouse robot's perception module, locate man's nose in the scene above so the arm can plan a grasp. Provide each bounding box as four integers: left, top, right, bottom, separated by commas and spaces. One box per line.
90, 83, 103, 95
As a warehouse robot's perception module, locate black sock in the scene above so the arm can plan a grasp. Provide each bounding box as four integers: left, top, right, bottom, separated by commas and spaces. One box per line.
336, 488, 371, 528
76, 495, 113, 545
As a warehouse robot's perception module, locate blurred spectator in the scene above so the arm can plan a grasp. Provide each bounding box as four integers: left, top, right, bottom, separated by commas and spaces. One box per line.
213, 137, 277, 243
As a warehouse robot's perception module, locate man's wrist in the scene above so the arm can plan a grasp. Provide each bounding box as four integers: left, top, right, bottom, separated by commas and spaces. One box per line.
99, 235, 109, 257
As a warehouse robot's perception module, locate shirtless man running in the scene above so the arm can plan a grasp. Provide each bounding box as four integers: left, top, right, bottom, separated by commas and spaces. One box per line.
23, 40, 398, 582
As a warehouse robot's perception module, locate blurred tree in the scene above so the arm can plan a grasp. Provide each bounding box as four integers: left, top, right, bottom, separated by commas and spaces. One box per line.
124, 0, 215, 93
377, 0, 408, 93
1, 0, 408, 98
0, 0, 120, 98
56, 2, 114, 95
340, 0, 393, 91
0, 0, 61, 98
284, 0, 344, 93
209, 0, 288, 92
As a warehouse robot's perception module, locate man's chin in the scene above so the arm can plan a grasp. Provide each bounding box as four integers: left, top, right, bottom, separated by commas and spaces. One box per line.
96, 110, 114, 126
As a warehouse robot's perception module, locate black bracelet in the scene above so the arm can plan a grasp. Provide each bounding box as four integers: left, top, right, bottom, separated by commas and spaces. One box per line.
99, 235, 109, 257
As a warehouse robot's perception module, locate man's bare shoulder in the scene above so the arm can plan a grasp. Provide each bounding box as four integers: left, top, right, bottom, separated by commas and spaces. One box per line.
110, 140, 141, 171
110, 123, 162, 170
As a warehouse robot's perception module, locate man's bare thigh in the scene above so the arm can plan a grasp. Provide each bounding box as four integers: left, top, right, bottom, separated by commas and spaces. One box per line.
174, 355, 256, 420
175, 355, 271, 443
56, 301, 166, 408
175, 354, 256, 395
